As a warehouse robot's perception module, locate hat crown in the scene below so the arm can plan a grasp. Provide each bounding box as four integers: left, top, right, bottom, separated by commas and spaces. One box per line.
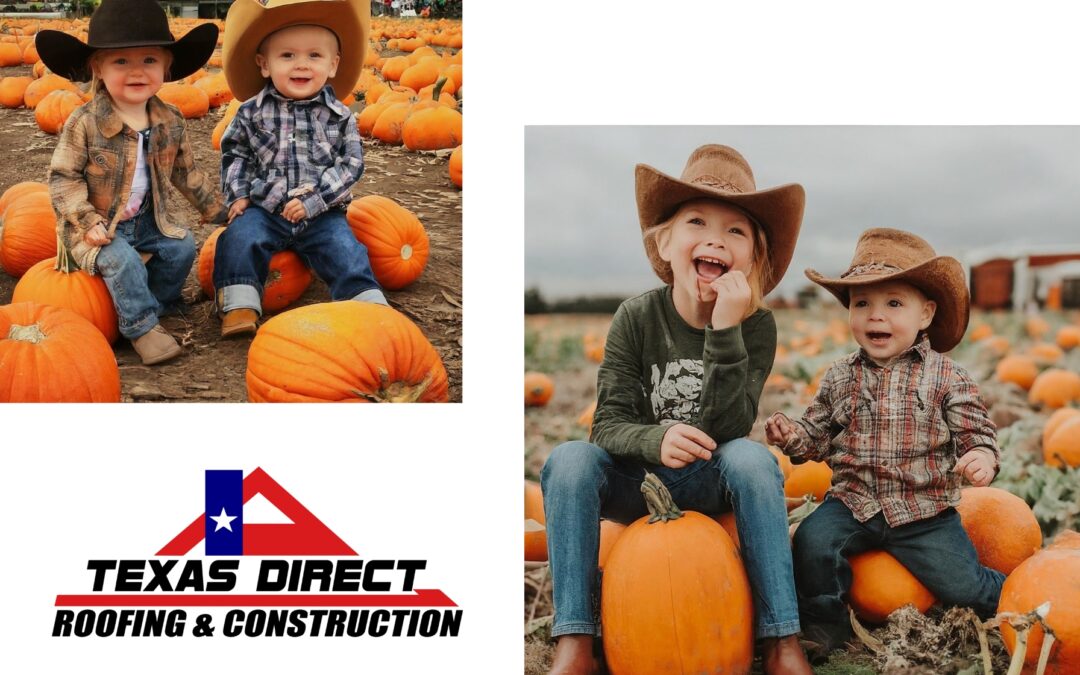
680, 144, 757, 195
842, 228, 938, 279
88, 0, 174, 46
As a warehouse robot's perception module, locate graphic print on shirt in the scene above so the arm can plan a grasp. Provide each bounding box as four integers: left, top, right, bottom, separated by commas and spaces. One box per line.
650, 359, 703, 424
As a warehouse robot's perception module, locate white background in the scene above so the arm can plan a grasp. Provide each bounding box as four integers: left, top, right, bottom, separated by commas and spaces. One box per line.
5, 0, 1080, 672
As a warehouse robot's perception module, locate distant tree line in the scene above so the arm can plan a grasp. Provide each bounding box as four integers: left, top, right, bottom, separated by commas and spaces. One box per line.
525, 288, 625, 315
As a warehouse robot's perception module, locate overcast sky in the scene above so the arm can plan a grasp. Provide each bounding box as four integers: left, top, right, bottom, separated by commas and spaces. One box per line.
524, 126, 1080, 300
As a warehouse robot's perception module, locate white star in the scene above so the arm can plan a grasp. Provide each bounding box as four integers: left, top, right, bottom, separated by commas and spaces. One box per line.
210, 507, 238, 532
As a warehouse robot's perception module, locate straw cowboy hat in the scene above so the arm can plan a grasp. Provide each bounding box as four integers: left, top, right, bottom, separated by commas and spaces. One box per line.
222, 0, 368, 101
636, 144, 805, 296
34, 0, 218, 83
805, 228, 970, 352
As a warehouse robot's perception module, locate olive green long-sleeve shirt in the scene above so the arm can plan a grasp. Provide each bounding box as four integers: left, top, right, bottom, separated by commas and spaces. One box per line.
590, 286, 777, 464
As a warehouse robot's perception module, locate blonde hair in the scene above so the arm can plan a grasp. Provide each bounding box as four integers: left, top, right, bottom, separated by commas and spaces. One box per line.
87, 47, 174, 99
643, 199, 773, 321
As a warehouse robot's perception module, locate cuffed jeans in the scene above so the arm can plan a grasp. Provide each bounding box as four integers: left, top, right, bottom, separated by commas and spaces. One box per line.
94, 204, 195, 340
540, 438, 800, 639
213, 205, 383, 314
793, 497, 1005, 643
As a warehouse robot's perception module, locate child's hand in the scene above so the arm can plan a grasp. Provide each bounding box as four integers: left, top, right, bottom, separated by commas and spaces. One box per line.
281, 198, 307, 224
660, 423, 716, 469
955, 448, 996, 487
83, 223, 111, 247
708, 269, 752, 329
765, 412, 799, 448
228, 198, 250, 224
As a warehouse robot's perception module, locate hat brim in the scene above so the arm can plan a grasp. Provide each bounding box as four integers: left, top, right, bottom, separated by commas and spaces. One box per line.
805, 256, 969, 353
636, 163, 805, 296
222, 0, 368, 102
35, 23, 219, 83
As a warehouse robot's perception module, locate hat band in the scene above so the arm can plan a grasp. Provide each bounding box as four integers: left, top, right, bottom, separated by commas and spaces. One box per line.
691, 175, 743, 193
840, 262, 903, 279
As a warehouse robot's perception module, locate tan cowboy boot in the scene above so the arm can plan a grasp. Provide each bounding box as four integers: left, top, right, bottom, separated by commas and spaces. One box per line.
221, 309, 258, 338
131, 324, 182, 365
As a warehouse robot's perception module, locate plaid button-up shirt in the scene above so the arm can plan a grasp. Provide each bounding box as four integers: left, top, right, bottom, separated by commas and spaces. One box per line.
220, 84, 363, 221
785, 334, 998, 527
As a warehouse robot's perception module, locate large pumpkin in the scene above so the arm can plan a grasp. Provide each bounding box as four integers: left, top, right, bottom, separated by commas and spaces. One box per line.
0, 180, 48, 216
22, 73, 79, 108
0, 190, 58, 277
448, 144, 462, 188
245, 301, 449, 402
212, 98, 241, 151
345, 195, 429, 290
12, 254, 119, 344
1045, 416, 1080, 468
998, 539, 1080, 674
196, 227, 312, 313
1028, 369, 1080, 409
156, 82, 210, 119
34, 88, 84, 134
847, 550, 936, 623
996, 355, 1039, 390
524, 371, 554, 407
601, 473, 753, 674
956, 487, 1042, 574
0, 302, 120, 402
0, 75, 33, 108
401, 105, 462, 151
784, 460, 832, 502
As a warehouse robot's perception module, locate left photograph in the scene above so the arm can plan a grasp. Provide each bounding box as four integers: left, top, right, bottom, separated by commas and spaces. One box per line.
0, 0, 462, 402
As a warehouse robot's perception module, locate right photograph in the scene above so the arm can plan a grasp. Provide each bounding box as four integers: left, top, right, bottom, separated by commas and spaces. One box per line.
523, 127, 1080, 675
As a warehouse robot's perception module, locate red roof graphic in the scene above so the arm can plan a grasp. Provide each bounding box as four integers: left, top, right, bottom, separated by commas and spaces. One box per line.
157, 468, 356, 556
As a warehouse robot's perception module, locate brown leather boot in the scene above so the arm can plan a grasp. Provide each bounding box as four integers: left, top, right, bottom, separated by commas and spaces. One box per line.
548, 634, 599, 675
221, 309, 258, 338
131, 324, 182, 365
762, 634, 813, 675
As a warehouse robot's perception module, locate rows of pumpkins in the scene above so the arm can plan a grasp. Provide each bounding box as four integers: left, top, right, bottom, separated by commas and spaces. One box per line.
524, 313, 1080, 673
0, 16, 462, 402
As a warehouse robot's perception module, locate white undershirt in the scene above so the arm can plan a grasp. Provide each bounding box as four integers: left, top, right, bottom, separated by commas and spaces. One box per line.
122, 130, 150, 218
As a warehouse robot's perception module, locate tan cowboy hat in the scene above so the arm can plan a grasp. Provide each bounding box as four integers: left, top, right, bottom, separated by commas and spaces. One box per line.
636, 144, 805, 295
805, 228, 969, 353
222, 0, 368, 101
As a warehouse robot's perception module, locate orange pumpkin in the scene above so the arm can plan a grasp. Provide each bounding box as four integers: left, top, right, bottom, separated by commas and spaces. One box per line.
601, 473, 753, 674
448, 144, 462, 187
1029, 341, 1064, 365
34, 89, 84, 134
212, 98, 241, 151
524, 519, 547, 562
370, 100, 412, 145
0, 190, 58, 277
784, 460, 832, 502
1045, 416, 1080, 468
524, 371, 554, 407
598, 519, 628, 568
245, 302, 449, 403
380, 55, 410, 81
847, 550, 936, 623
0, 302, 121, 402
192, 72, 233, 108
196, 227, 312, 313
1056, 326, 1080, 351
345, 196, 429, 290
1043, 408, 1080, 449
995, 354, 1039, 390
401, 104, 462, 151
0, 75, 33, 108
524, 480, 545, 524
956, 487, 1041, 574
998, 542, 1080, 674
156, 82, 210, 119
1028, 369, 1080, 409
398, 57, 442, 92
712, 511, 741, 549
0, 42, 23, 67
0, 181, 48, 216
12, 254, 119, 344
769, 446, 794, 480
22, 73, 79, 108
968, 323, 993, 341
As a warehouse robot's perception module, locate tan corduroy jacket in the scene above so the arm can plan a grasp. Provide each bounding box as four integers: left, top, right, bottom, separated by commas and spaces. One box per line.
48, 89, 227, 274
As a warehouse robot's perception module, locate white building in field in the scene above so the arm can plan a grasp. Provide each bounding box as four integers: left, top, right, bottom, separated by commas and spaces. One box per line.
965, 245, 1080, 311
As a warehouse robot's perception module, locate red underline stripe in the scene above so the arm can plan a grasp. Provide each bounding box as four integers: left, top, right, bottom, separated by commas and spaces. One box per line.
54, 589, 456, 608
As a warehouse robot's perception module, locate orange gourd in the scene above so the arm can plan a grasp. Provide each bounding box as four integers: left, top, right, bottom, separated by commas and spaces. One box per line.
524, 480, 544, 524
1044, 408, 1080, 449
598, 519, 628, 568
524, 372, 554, 407
193, 72, 233, 108
401, 104, 462, 151
0, 181, 48, 216
1056, 326, 1080, 351
1028, 369, 1080, 409
601, 473, 753, 674
370, 100, 412, 145
196, 227, 312, 313
0, 190, 58, 277
448, 144, 462, 187
1026, 315, 1051, 339
345, 195, 429, 290
848, 550, 936, 623
12, 248, 118, 344
23, 73, 80, 108
212, 98, 241, 151
968, 323, 993, 341
156, 82, 210, 119
398, 57, 441, 92
784, 460, 832, 502
34, 89, 84, 134
0, 76, 33, 108
525, 519, 547, 562
380, 55, 410, 81
1045, 416, 1080, 468
0, 302, 121, 402
245, 302, 449, 403
996, 355, 1039, 390
956, 487, 1042, 574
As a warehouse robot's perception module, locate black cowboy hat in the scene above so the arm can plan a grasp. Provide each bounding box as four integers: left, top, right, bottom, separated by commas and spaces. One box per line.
35, 0, 218, 83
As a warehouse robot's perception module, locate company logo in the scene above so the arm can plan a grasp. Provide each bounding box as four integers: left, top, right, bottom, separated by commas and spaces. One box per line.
53, 468, 461, 638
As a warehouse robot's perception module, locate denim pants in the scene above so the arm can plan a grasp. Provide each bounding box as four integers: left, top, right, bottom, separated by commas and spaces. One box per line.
213, 206, 381, 314
540, 438, 800, 639
792, 497, 1005, 642
94, 203, 196, 340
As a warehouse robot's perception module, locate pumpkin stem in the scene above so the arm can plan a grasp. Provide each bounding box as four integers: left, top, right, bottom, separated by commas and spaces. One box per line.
641, 472, 682, 523
431, 76, 447, 101
7, 323, 46, 343
350, 367, 435, 402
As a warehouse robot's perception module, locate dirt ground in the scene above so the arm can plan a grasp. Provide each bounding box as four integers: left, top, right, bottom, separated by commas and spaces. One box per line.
0, 63, 462, 402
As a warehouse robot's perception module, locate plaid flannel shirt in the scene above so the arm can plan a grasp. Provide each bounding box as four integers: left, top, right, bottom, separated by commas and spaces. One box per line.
220, 84, 363, 220
785, 334, 998, 527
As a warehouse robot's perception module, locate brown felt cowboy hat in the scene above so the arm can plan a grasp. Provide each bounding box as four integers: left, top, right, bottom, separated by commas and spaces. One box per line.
34, 0, 218, 83
222, 0, 368, 102
805, 228, 970, 353
636, 144, 805, 296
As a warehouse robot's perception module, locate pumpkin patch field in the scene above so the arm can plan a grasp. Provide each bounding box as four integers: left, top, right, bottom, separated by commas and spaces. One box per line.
0, 17, 462, 402
524, 308, 1080, 674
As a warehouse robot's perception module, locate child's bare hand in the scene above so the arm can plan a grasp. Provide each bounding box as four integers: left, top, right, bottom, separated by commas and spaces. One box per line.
765, 412, 799, 448
281, 198, 307, 223
708, 269, 752, 329
228, 198, 250, 224
83, 223, 111, 247
660, 423, 716, 469
955, 448, 995, 487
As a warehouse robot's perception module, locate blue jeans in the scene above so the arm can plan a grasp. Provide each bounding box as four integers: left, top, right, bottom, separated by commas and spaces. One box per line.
792, 497, 1005, 644
212, 206, 381, 314
540, 438, 800, 639
94, 204, 195, 339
